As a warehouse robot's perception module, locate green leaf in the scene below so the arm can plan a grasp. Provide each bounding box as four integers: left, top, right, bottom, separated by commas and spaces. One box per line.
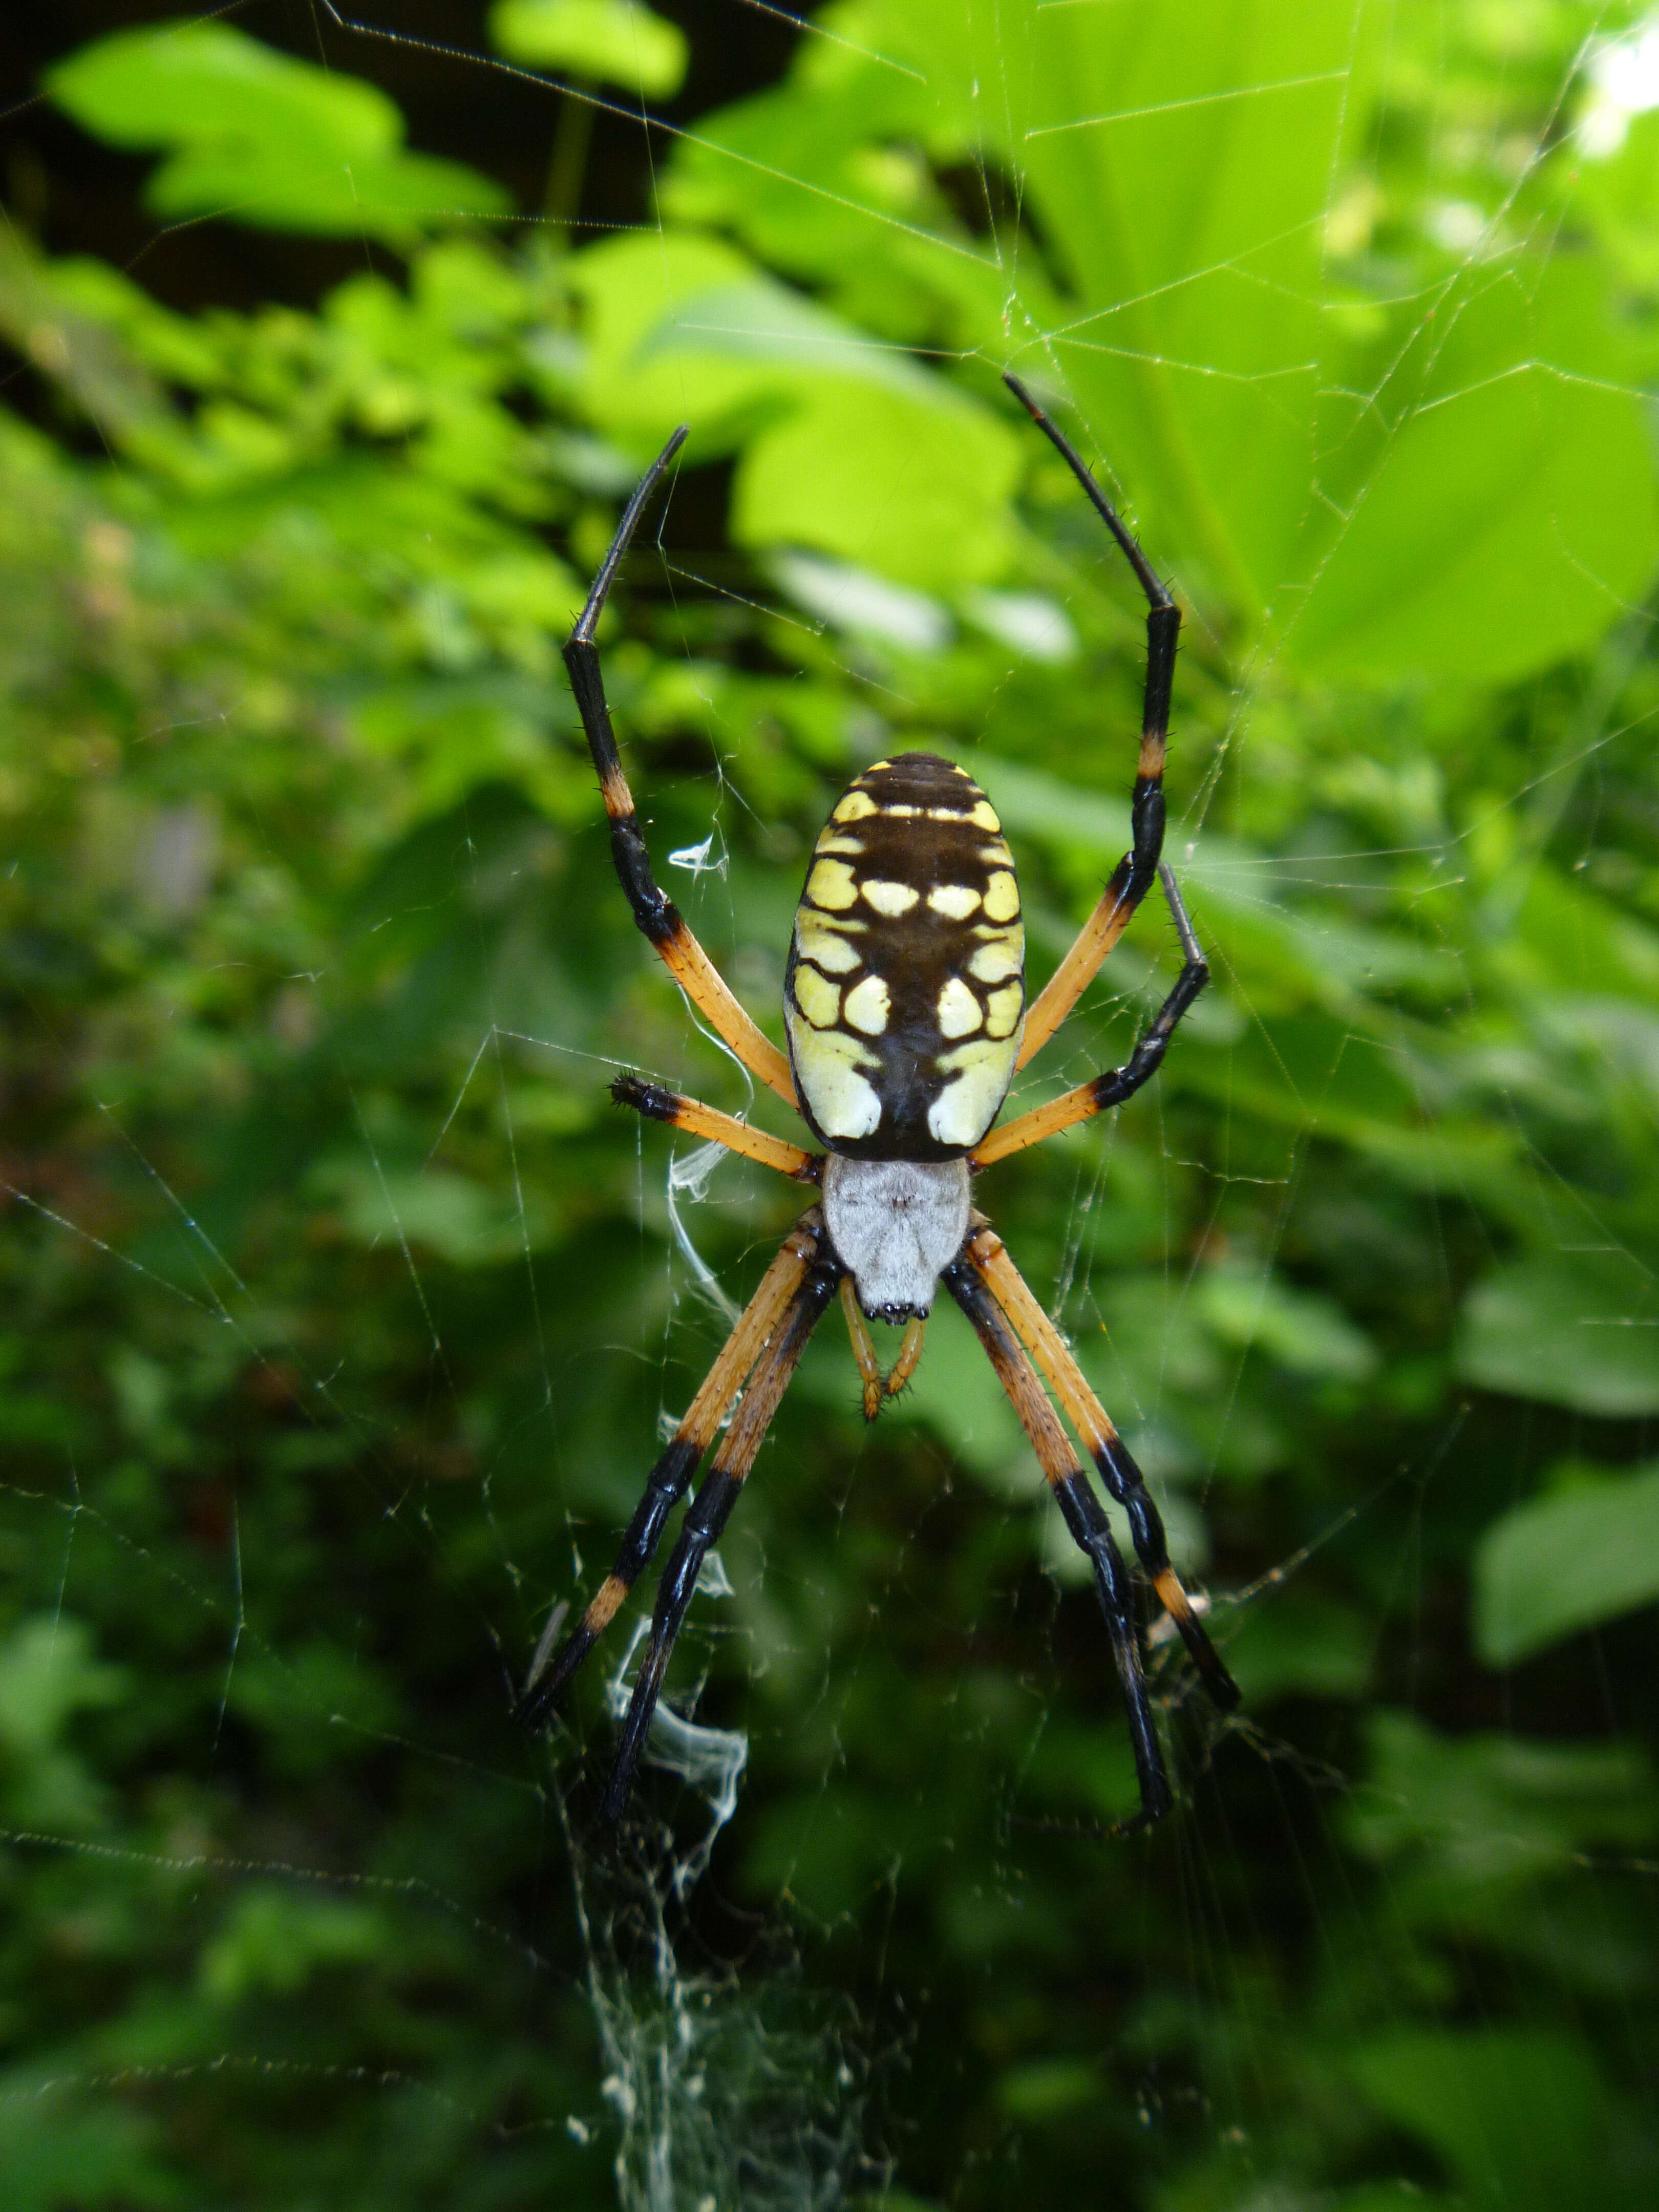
47, 21, 398, 157
1291, 262, 1659, 680
1197, 1264, 1377, 1380
47, 23, 508, 245
573, 233, 1020, 587
1457, 1249, 1659, 1416
1350, 2029, 1614, 2212
666, 0, 1658, 679
1346, 1710, 1657, 1882
1474, 1463, 1659, 1667
489, 0, 688, 97
1222, 1592, 1373, 1705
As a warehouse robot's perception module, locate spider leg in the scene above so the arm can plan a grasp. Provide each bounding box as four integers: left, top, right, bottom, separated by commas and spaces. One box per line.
973, 865, 1206, 1169
602, 1246, 843, 1820
1003, 373, 1179, 1070
515, 1215, 823, 1729
566, 431, 798, 1107
611, 1073, 821, 1182
943, 1250, 1173, 1832
960, 1219, 1239, 1714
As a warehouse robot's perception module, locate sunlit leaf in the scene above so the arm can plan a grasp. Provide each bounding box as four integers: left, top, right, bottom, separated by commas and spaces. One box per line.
1292, 262, 1659, 679
660, 0, 1658, 680
573, 233, 1020, 586
1197, 1265, 1377, 1380
47, 23, 508, 244
489, 0, 688, 97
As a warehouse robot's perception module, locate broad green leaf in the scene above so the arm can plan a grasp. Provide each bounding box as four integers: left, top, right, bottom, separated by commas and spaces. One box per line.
144, 143, 509, 243
1569, 108, 1659, 299
574, 234, 1020, 586
1458, 1249, 1659, 1416
47, 23, 507, 245
490, 0, 688, 96
665, 0, 1658, 679
1197, 1265, 1377, 1380
313, 1159, 557, 1263
1293, 262, 1659, 679
48, 22, 397, 158
1350, 2029, 1613, 2212
666, 0, 1354, 610
1346, 1710, 1657, 1881
1004, 0, 1355, 617
1474, 1463, 1659, 1666
1206, 1592, 1373, 1706
734, 376, 1014, 588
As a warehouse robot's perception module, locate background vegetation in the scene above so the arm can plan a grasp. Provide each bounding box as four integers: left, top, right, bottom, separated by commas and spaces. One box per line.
4, 4, 1659, 2206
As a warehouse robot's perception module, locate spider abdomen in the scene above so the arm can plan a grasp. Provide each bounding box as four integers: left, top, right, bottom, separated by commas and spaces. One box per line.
784, 753, 1025, 1159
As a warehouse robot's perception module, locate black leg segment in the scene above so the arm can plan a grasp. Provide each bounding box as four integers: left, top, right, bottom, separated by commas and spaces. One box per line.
602, 1255, 842, 1821
943, 1256, 1174, 1832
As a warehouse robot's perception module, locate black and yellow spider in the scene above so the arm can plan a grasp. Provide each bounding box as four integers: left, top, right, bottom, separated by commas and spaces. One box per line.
520, 374, 1239, 1831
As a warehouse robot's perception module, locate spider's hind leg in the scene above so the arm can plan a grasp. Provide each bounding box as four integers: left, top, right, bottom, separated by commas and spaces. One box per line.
943, 1252, 1174, 1832
515, 1215, 823, 1731
602, 1246, 843, 1820
962, 1219, 1239, 1715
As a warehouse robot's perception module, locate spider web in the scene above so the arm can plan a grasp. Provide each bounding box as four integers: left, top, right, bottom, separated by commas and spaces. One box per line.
2, 4, 1658, 2209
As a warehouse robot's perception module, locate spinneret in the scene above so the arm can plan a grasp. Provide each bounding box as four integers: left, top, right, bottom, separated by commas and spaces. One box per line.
785, 753, 1027, 1159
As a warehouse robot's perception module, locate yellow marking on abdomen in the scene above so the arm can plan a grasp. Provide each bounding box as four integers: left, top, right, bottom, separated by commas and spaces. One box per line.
843, 975, 891, 1035
790, 1023, 882, 1139
833, 790, 878, 822
938, 977, 984, 1037
969, 937, 1020, 983
792, 964, 841, 1028
796, 917, 862, 975
807, 858, 858, 909
983, 871, 1020, 923
928, 1037, 1018, 1147
928, 884, 981, 920
985, 983, 1024, 1038
861, 879, 919, 917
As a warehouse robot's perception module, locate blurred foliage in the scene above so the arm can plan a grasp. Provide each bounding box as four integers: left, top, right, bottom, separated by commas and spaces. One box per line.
4, 4, 1659, 2208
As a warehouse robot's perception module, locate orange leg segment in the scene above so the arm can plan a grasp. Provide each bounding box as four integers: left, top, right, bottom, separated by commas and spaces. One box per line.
611, 1074, 819, 1181
974, 866, 1207, 1171
942, 1247, 1173, 1829
565, 427, 797, 1108
516, 1214, 822, 1729
962, 1219, 1238, 1713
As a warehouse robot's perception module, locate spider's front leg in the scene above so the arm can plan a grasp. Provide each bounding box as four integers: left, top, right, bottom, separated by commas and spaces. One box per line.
972, 866, 1207, 1170
565, 430, 798, 1108
1003, 373, 1181, 1067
